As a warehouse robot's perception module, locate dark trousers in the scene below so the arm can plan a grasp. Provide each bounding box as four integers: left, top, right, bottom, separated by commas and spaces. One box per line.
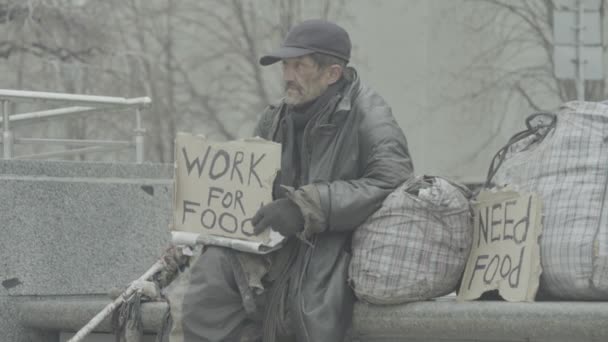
181, 246, 263, 342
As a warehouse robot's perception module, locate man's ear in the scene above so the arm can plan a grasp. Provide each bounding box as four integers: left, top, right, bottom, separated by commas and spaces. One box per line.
326, 65, 343, 85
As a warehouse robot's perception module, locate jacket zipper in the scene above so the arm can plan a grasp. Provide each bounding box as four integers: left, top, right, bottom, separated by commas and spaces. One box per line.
296, 235, 316, 342
295, 109, 320, 342
294, 97, 339, 341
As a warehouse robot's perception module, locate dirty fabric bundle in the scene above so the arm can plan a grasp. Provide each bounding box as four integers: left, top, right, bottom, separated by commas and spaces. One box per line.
491, 101, 608, 300
112, 292, 144, 342
111, 245, 189, 342
349, 176, 473, 304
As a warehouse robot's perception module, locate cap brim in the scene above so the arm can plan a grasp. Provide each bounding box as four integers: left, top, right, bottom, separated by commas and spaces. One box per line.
259, 46, 314, 66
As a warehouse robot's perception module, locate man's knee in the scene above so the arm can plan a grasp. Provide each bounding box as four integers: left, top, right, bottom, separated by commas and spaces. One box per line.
181, 246, 247, 341
188, 246, 237, 288
197, 246, 233, 268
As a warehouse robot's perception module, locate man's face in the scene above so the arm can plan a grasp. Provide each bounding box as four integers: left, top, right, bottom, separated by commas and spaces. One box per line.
282, 55, 330, 105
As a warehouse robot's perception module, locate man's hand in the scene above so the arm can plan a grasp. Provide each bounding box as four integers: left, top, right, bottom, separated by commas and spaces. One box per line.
252, 198, 304, 237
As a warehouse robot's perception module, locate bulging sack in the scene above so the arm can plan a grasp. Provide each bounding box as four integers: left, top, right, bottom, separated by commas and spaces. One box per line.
491, 101, 608, 300
349, 176, 473, 304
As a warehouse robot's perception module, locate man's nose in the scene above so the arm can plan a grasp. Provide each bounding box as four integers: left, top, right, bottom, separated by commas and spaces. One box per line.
282, 65, 295, 81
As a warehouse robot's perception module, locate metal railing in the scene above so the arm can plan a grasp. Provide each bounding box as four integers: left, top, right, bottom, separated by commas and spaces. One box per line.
0, 89, 151, 163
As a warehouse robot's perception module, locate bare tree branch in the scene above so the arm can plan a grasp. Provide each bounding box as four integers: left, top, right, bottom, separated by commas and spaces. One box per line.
515, 82, 542, 111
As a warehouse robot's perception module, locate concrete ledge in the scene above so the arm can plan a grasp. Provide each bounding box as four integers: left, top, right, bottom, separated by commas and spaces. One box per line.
19, 297, 608, 341
352, 298, 608, 341
0, 160, 173, 179
19, 297, 167, 334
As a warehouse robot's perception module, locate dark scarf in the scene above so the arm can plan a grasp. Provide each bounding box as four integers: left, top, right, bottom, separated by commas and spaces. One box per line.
279, 78, 346, 188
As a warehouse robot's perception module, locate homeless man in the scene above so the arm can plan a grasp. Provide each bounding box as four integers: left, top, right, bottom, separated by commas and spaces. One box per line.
181, 19, 414, 342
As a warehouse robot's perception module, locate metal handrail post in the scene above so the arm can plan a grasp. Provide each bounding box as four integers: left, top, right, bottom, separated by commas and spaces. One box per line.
2, 100, 13, 159
134, 107, 146, 164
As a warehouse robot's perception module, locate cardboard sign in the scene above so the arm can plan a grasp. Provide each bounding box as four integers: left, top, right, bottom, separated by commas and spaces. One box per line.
172, 133, 281, 243
458, 189, 542, 302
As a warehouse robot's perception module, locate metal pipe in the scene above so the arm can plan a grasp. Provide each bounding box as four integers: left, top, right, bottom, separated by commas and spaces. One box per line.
15, 138, 132, 147
134, 107, 146, 164
576, 0, 585, 101
2, 100, 13, 159
135, 107, 143, 129
0, 89, 151, 107
0, 106, 103, 124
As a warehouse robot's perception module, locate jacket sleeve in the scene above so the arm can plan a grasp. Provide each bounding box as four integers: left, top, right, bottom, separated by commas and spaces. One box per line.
291, 92, 414, 236
252, 105, 278, 139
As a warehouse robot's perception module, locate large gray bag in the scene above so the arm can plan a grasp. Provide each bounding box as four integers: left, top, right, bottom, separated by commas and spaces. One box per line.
349, 176, 473, 304
491, 101, 608, 299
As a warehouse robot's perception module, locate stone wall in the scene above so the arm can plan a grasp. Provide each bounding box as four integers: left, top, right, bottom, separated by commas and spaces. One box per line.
0, 160, 173, 341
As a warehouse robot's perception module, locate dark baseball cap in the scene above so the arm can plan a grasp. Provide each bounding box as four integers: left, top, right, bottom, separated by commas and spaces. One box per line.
259, 19, 351, 66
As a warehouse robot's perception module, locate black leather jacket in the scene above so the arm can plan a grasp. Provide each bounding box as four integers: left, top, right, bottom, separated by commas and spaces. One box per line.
254, 68, 414, 341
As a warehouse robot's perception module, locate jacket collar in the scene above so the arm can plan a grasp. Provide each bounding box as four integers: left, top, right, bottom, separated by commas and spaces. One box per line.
334, 66, 360, 113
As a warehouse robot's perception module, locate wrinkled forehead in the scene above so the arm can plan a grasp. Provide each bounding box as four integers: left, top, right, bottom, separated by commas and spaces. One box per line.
282, 54, 317, 67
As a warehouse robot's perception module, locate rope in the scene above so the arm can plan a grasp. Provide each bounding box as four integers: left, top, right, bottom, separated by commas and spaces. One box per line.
485, 113, 557, 188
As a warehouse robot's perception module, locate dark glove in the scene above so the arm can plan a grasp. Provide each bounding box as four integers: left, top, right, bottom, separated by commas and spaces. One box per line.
252, 198, 304, 237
